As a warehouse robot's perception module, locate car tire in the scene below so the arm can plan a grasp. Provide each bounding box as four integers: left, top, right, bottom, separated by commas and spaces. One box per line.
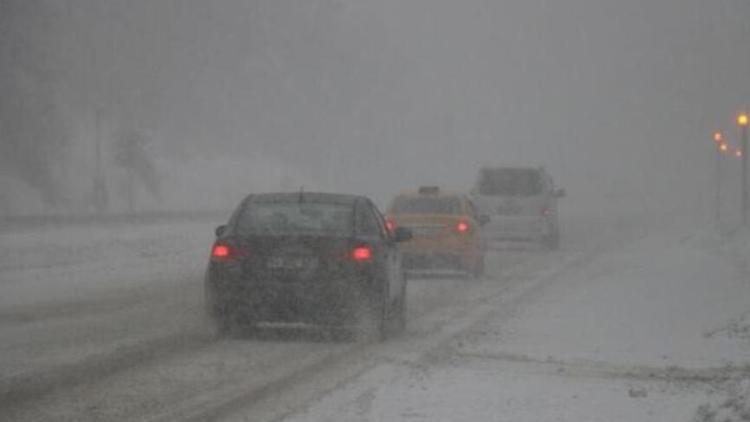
355, 288, 387, 342
390, 275, 407, 335
211, 312, 233, 338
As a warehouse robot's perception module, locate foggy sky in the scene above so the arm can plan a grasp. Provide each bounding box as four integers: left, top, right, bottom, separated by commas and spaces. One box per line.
2, 0, 750, 214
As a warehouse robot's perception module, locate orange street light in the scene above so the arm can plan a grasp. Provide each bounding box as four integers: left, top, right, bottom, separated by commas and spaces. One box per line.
741, 112, 749, 225
737, 149, 743, 158
714, 131, 723, 142
720, 142, 729, 153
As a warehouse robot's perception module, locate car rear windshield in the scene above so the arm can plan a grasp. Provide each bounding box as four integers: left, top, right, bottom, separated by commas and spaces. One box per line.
235, 202, 353, 235
390, 197, 461, 215
477, 168, 542, 196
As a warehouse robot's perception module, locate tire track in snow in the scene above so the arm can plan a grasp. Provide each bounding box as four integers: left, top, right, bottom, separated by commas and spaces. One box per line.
244, 229, 635, 422
0, 329, 216, 411
188, 250, 603, 422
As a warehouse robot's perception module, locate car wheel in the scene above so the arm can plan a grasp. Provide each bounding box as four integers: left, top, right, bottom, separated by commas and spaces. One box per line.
211, 312, 233, 338
212, 308, 261, 339
390, 276, 407, 335
356, 289, 387, 342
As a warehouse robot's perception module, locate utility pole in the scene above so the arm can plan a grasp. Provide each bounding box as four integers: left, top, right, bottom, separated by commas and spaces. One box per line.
126, 165, 135, 214
93, 107, 108, 213
713, 131, 725, 227
739, 113, 749, 226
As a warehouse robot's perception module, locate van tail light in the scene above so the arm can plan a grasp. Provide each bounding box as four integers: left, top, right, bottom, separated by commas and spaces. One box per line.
455, 220, 471, 234
211, 243, 241, 261
351, 245, 373, 262
385, 218, 396, 233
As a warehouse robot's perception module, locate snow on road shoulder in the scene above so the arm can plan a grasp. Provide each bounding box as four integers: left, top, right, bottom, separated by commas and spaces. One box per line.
462, 227, 750, 370
282, 354, 704, 422
0, 219, 217, 402
688, 228, 750, 422
0, 220, 216, 309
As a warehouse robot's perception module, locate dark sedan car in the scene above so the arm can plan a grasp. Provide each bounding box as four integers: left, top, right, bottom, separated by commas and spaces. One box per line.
205, 192, 412, 340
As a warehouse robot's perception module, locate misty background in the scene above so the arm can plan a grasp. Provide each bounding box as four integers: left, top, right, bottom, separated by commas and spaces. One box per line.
1, 0, 749, 219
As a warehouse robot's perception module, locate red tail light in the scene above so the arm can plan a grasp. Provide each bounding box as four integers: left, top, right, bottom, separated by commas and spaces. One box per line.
351, 246, 373, 262
455, 221, 470, 233
211, 243, 238, 261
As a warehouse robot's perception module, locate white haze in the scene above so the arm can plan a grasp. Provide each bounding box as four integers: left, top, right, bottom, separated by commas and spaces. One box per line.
1, 0, 749, 220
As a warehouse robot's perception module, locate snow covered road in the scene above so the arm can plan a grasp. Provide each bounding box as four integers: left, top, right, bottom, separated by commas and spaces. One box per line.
0, 217, 532, 420
2, 214, 746, 421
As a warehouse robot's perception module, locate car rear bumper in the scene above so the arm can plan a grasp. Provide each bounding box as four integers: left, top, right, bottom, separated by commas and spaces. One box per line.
399, 235, 477, 255
205, 274, 376, 324
401, 252, 476, 272
482, 216, 551, 241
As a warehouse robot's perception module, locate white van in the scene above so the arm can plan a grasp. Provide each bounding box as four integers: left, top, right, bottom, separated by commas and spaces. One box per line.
470, 166, 564, 248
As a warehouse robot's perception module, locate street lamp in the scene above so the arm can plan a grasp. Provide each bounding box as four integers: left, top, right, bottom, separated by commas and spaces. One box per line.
716, 138, 723, 226
714, 132, 729, 226
739, 112, 749, 225
713, 131, 729, 226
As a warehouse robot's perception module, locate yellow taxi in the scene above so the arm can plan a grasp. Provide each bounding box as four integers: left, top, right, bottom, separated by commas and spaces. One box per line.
387, 187, 487, 277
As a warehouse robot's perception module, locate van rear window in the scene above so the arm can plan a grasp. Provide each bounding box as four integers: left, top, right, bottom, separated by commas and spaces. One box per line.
478, 169, 542, 196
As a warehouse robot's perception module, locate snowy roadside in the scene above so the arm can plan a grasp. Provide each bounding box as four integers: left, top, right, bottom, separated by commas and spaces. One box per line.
0, 220, 219, 406
278, 226, 750, 422
689, 228, 750, 422
0, 219, 218, 309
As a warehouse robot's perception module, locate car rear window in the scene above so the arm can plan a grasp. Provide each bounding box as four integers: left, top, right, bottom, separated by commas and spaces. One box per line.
477, 168, 542, 196
235, 202, 353, 235
390, 197, 462, 215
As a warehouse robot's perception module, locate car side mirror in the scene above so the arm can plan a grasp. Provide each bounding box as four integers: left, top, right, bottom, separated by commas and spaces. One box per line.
479, 215, 490, 226
393, 227, 412, 242
555, 188, 566, 198
215, 224, 228, 237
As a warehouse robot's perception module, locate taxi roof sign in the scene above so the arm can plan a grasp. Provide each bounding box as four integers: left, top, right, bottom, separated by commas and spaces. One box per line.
418, 186, 440, 195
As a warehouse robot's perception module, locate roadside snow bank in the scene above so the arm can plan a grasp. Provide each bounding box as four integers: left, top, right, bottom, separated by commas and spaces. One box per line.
688, 228, 750, 421
0, 220, 214, 309
693, 378, 750, 422
462, 227, 750, 370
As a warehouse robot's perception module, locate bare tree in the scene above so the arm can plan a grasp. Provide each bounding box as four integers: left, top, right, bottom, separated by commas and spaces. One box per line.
113, 126, 160, 213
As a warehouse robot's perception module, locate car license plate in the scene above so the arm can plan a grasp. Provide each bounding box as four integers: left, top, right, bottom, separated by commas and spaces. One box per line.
497, 202, 521, 215
267, 256, 317, 270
